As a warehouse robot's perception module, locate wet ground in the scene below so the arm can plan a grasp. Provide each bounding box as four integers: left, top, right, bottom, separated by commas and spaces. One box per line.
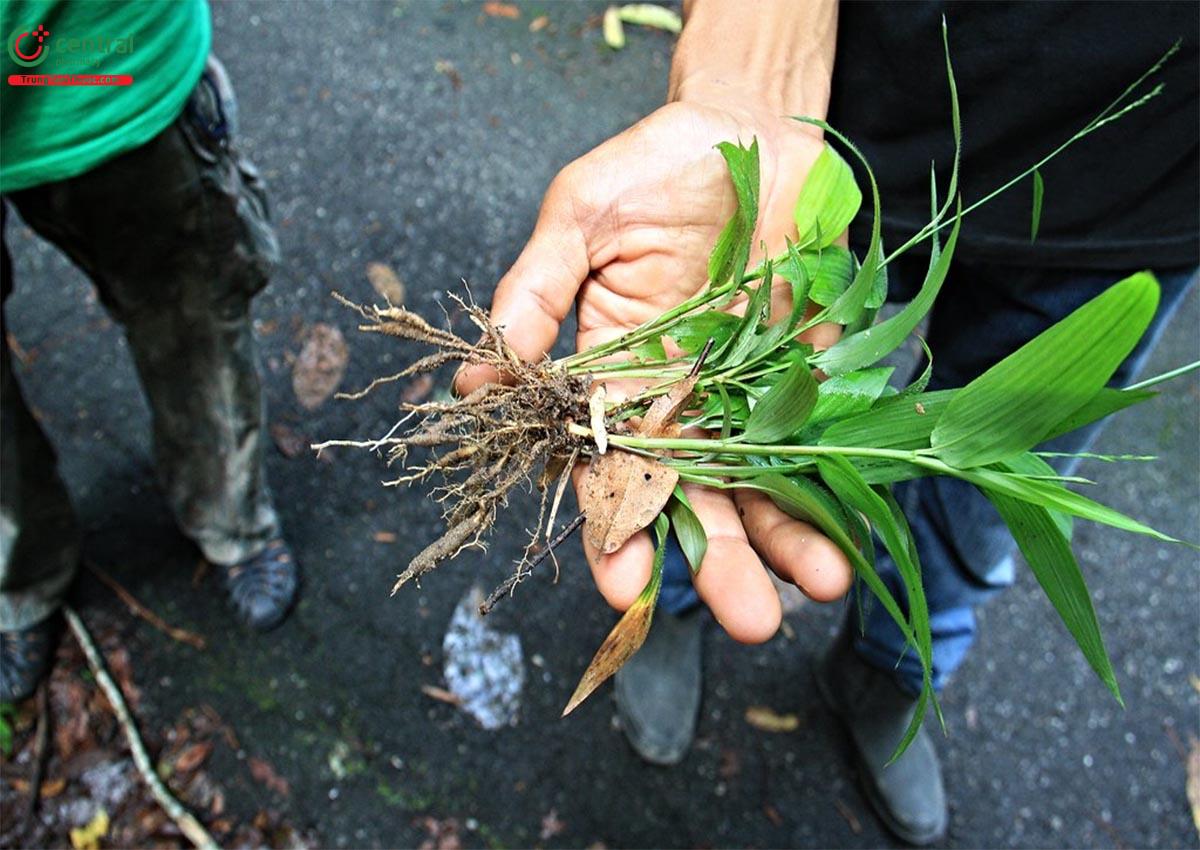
3, 2, 1199, 847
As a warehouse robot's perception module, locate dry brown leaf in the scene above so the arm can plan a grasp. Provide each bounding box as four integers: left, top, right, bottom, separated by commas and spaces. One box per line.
365, 261, 406, 306
174, 740, 213, 774
248, 756, 290, 797
745, 705, 800, 733
482, 1, 519, 18
579, 372, 697, 553
420, 684, 462, 705
580, 451, 678, 554
434, 60, 463, 91
373, 531, 398, 544
402, 374, 435, 404
292, 324, 348, 410
1187, 736, 1200, 837
540, 809, 565, 841
563, 593, 657, 715
529, 15, 549, 32
269, 422, 308, 459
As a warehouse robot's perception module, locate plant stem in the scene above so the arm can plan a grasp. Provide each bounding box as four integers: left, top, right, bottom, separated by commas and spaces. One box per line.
1124, 359, 1200, 391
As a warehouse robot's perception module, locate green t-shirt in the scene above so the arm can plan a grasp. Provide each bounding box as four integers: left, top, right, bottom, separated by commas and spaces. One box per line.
0, 0, 211, 193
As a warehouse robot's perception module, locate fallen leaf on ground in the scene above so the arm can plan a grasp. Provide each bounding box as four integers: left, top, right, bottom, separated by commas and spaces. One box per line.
174, 740, 213, 773
617, 3, 682, 33
602, 6, 624, 49
420, 684, 462, 706
435, 60, 463, 91
540, 808, 566, 841
416, 816, 463, 850
834, 797, 863, 835
69, 808, 109, 850
745, 706, 800, 733
482, 1, 519, 18
1187, 735, 1200, 835
529, 15, 549, 32
402, 374, 435, 404
292, 324, 348, 410
373, 531, 398, 544
270, 422, 308, 458
292, 324, 350, 410
366, 261, 406, 306
248, 756, 290, 797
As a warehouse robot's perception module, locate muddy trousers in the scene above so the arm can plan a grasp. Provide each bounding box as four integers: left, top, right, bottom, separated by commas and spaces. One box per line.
0, 58, 281, 631
659, 259, 1197, 695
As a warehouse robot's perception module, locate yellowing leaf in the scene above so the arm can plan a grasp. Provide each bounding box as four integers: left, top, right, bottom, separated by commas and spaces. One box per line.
745, 706, 800, 733
617, 3, 681, 33
70, 809, 109, 850
602, 6, 625, 49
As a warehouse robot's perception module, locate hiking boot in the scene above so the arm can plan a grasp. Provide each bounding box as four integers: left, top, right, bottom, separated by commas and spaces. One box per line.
0, 613, 60, 702
615, 609, 703, 765
223, 537, 298, 631
816, 628, 948, 845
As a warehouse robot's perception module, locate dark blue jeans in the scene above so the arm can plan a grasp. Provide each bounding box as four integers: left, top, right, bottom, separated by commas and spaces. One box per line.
659, 260, 1197, 696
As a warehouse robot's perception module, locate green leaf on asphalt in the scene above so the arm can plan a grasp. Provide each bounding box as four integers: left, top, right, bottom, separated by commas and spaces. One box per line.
668, 486, 707, 574
931, 273, 1161, 468
986, 491, 1121, 704
1030, 169, 1045, 243
708, 139, 760, 290
812, 198, 961, 377
744, 359, 819, 443
793, 143, 862, 250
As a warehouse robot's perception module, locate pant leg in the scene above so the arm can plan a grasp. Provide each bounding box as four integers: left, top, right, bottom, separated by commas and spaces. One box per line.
855, 261, 1198, 696
8, 56, 282, 567
0, 208, 81, 630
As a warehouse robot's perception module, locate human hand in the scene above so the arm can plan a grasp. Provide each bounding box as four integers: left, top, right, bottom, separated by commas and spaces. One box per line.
458, 95, 853, 642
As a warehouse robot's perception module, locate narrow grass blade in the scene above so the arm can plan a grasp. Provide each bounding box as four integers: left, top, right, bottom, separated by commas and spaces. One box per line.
1030, 169, 1045, 243
986, 492, 1122, 704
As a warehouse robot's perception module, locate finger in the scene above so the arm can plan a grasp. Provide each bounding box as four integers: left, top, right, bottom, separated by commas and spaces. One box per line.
734, 489, 853, 602
681, 483, 782, 644
455, 174, 590, 395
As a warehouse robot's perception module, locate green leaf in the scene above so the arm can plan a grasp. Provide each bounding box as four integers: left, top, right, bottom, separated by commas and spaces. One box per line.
931, 273, 1161, 468
793, 143, 862, 250
631, 336, 666, 362
792, 120, 884, 331
806, 367, 895, 428
812, 198, 961, 377
716, 271, 775, 367
779, 245, 854, 307
1030, 169, 1045, 243
707, 139, 760, 290
948, 465, 1182, 544
986, 492, 1121, 704
995, 454, 1072, 541
743, 359, 819, 443
817, 457, 939, 759
1042, 387, 1156, 442
820, 389, 956, 450
668, 486, 707, 574
668, 310, 740, 355
617, 3, 682, 33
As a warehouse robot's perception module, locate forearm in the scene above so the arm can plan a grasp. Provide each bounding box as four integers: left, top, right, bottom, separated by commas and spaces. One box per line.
669, 0, 837, 121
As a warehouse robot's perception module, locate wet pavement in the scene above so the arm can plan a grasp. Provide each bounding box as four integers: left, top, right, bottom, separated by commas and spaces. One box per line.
3, 2, 1198, 847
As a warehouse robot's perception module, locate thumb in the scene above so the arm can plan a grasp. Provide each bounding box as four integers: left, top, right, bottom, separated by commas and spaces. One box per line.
456, 180, 589, 395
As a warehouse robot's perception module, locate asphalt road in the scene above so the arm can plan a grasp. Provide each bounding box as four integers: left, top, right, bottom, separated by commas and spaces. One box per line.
4, 2, 1199, 847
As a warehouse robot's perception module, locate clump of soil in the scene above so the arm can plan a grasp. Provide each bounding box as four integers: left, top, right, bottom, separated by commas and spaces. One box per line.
327, 295, 592, 593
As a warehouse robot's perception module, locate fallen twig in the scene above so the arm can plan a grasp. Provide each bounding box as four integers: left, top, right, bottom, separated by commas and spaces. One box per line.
86, 562, 207, 650
63, 605, 219, 850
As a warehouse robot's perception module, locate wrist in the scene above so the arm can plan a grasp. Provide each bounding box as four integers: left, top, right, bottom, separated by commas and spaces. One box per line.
668, 0, 836, 126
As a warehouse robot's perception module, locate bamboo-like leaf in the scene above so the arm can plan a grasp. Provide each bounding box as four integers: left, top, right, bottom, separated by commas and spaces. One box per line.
778, 245, 854, 307
817, 457, 939, 759
1042, 387, 1156, 442
1030, 169, 1045, 243
668, 486, 707, 574
744, 360, 819, 443
931, 273, 1161, 468
716, 272, 774, 366
793, 143, 863, 250
996, 454, 1072, 541
807, 367, 895, 427
986, 492, 1121, 704
820, 389, 956, 450
564, 514, 669, 715
707, 140, 760, 290
812, 198, 961, 377
668, 310, 739, 355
